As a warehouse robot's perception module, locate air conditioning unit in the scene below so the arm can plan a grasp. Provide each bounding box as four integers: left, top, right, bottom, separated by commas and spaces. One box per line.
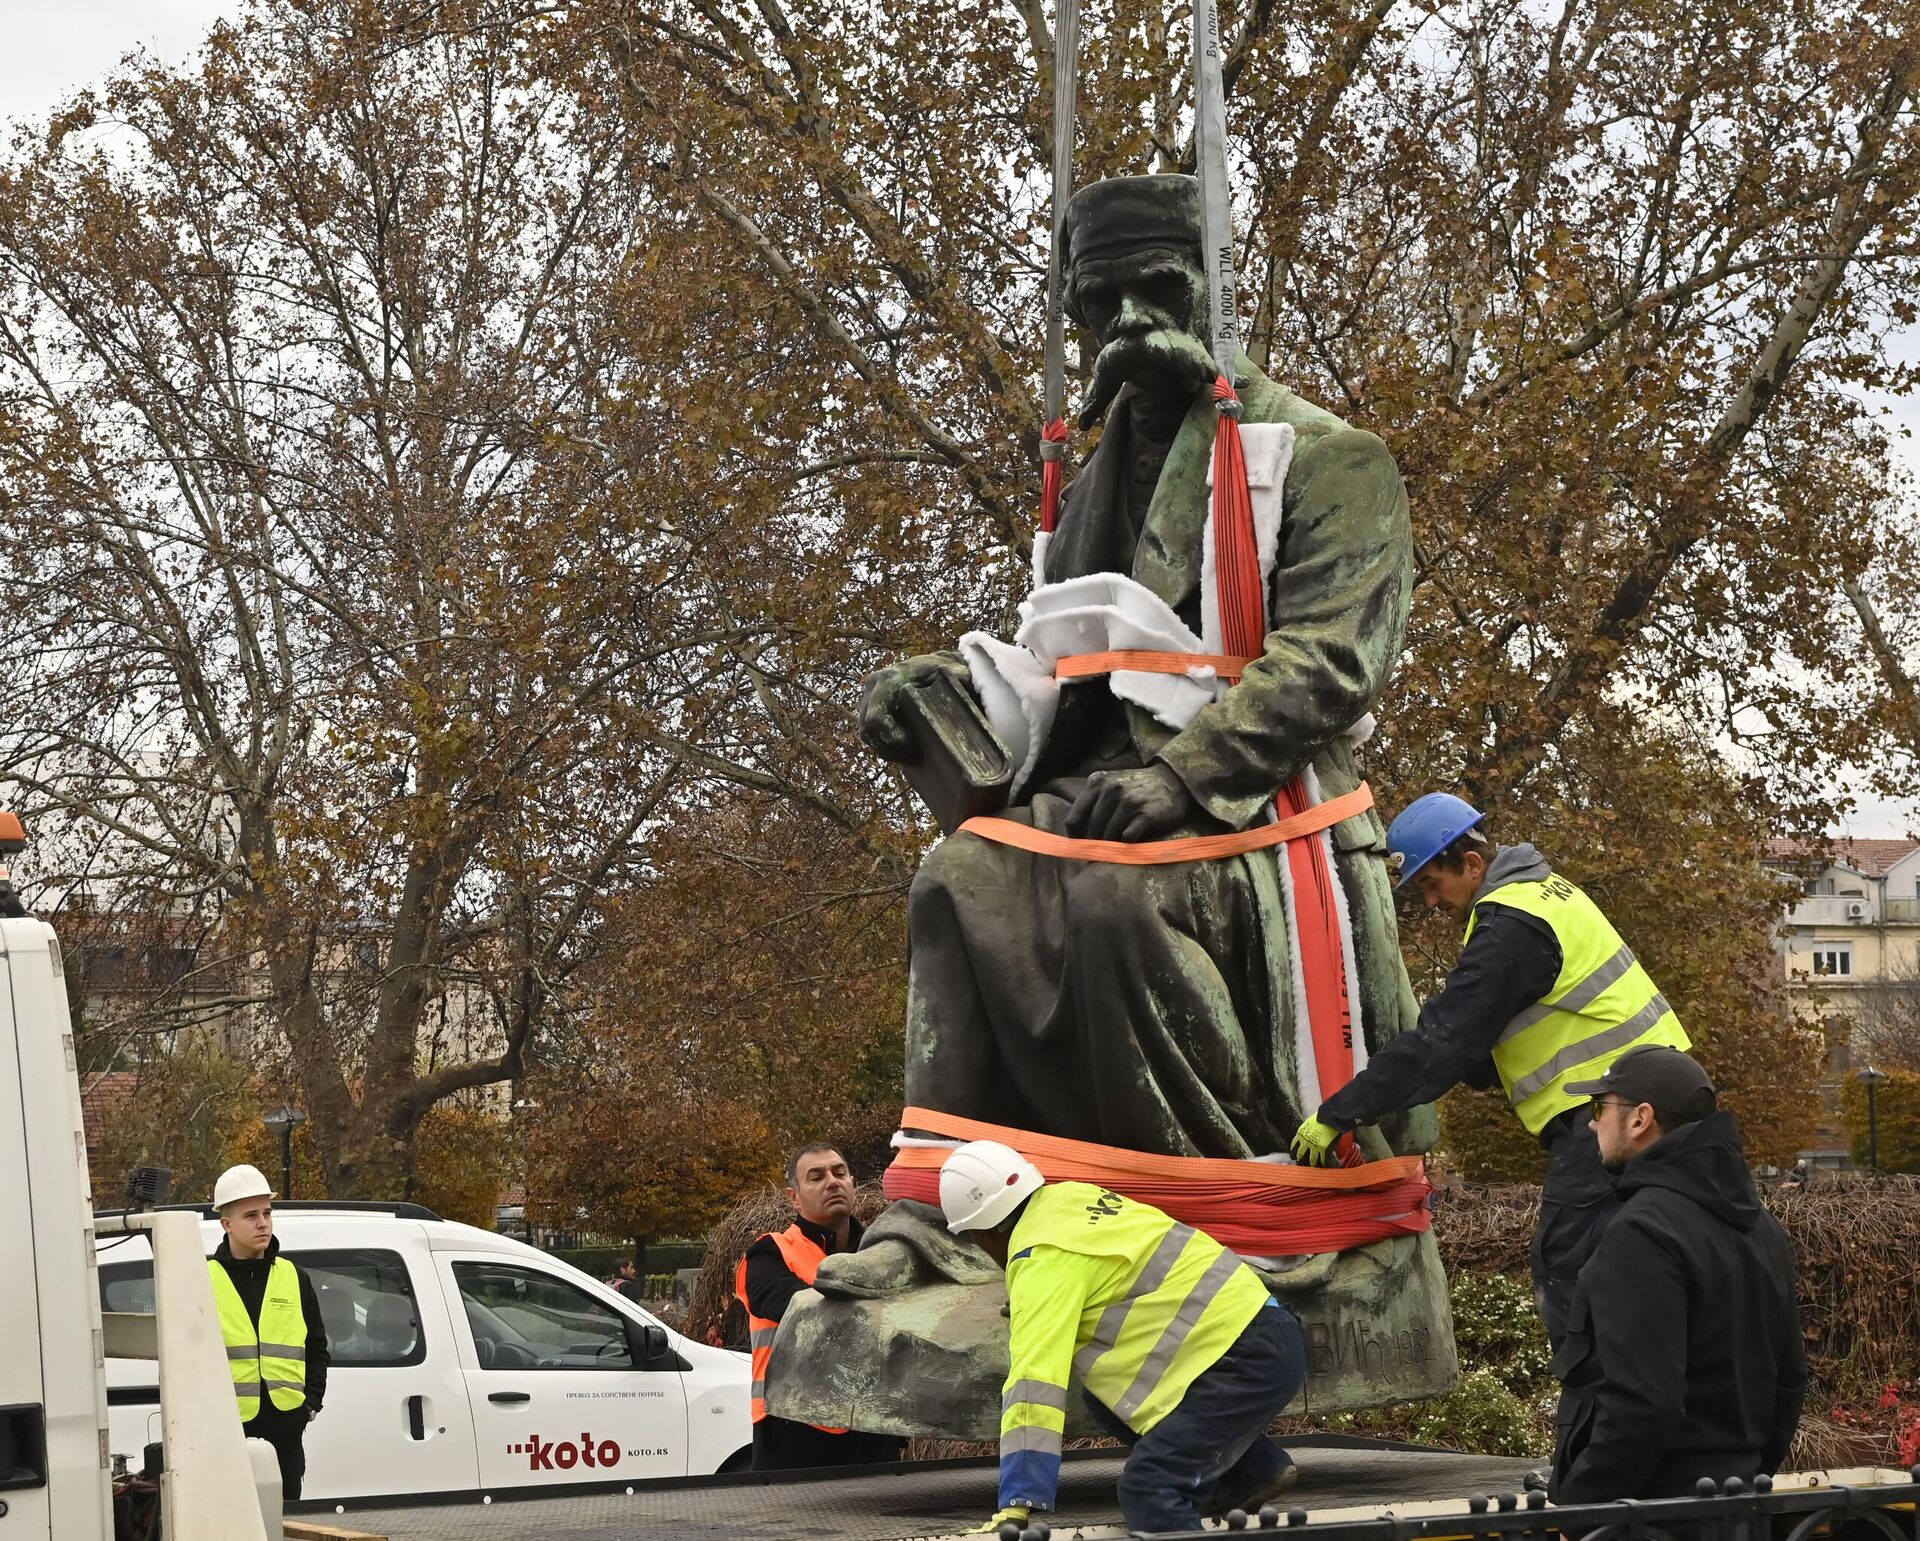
1846, 900, 1867, 920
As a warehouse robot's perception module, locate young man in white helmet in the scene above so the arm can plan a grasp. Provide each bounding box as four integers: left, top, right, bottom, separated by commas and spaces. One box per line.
208, 1164, 330, 1499
940, 1140, 1304, 1537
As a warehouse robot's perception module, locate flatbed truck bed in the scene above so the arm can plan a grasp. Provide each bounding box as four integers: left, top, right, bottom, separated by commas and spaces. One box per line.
309, 1441, 1543, 1541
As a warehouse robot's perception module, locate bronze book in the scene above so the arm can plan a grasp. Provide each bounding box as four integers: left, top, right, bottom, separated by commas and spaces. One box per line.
896, 671, 1014, 835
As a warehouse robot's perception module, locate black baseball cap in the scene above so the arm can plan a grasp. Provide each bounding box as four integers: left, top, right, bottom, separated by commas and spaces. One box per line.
1566, 1045, 1716, 1119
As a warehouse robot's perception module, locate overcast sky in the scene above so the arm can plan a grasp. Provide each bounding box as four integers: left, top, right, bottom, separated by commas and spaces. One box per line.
6, 2, 1914, 836
0, 2, 238, 125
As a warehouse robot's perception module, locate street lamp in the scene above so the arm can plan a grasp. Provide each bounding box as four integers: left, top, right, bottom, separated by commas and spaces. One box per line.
1856, 1067, 1887, 1172
262, 1105, 306, 1200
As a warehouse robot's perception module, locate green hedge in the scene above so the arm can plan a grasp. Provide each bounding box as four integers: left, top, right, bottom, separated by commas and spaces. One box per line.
1306, 1271, 1555, 1456
1842, 1068, 1920, 1174
546, 1241, 708, 1277
1437, 1087, 1548, 1183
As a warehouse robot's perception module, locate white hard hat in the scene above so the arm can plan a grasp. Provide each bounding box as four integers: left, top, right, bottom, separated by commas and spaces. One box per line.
212, 1164, 275, 1210
939, 1140, 1044, 1234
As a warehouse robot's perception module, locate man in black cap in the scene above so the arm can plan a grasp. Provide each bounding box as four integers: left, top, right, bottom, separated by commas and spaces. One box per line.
1550, 1046, 1806, 1504
860, 174, 1421, 1162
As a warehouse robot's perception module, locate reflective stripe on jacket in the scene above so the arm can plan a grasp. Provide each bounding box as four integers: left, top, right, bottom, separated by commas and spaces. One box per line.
733, 1226, 848, 1433
208, 1256, 307, 1420
1467, 874, 1690, 1133
998, 1182, 1270, 1512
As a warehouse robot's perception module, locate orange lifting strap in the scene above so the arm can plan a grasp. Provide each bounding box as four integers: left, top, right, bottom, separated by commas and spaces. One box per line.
965, 647, 1374, 864
959, 784, 1373, 866
1054, 650, 1253, 682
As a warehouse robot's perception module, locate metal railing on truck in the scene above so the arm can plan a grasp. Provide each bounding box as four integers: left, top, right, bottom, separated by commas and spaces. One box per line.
982, 1466, 1920, 1541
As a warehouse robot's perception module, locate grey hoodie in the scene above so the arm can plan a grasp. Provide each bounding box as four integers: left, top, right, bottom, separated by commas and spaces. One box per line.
1474, 841, 1550, 899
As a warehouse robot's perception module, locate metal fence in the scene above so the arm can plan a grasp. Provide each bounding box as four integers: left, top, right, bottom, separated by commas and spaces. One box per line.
995, 1468, 1920, 1541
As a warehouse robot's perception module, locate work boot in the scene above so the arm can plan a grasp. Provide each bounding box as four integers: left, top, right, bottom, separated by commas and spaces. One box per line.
1207, 1459, 1300, 1519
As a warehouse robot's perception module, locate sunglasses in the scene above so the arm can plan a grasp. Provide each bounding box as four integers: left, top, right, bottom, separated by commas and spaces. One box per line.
1587, 1098, 1637, 1121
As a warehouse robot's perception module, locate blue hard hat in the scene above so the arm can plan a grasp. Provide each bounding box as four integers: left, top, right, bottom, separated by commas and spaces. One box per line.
1387, 793, 1486, 890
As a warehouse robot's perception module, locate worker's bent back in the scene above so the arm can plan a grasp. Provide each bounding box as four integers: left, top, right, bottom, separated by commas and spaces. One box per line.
1000, 1182, 1271, 1498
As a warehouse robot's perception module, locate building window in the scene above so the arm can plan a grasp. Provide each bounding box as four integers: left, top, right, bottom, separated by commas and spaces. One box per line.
1811, 945, 1853, 977
1816, 878, 1836, 896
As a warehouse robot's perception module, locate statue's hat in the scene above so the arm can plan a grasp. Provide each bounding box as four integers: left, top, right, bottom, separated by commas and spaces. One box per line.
1062, 175, 1202, 267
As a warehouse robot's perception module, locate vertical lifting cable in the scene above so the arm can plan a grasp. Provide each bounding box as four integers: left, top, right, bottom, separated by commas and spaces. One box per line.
1035, 0, 1078, 574
1192, 0, 1362, 1150
1190, 0, 1260, 655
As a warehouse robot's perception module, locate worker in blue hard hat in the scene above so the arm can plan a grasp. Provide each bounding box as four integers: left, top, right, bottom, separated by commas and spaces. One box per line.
1288, 792, 1691, 1348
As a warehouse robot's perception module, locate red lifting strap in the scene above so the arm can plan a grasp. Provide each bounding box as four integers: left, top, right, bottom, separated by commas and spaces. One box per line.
887, 1108, 1432, 1256
1038, 417, 1069, 535
1208, 377, 1359, 1121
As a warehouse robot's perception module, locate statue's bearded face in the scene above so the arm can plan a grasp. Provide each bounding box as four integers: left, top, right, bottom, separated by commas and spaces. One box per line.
1067, 245, 1220, 425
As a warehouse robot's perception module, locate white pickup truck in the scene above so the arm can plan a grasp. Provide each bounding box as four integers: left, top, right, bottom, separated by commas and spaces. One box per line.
97, 1207, 752, 1503
3, 910, 284, 1540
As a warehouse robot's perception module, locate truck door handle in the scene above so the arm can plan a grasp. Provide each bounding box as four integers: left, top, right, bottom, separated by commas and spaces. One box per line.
488, 1391, 530, 1405
406, 1394, 426, 1439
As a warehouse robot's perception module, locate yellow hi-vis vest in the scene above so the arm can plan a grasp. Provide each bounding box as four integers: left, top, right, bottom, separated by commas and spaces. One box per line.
1466, 873, 1690, 1134
208, 1256, 308, 1421
997, 1181, 1271, 1512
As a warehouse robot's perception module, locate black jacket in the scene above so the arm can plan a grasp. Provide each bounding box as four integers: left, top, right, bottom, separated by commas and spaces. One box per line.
1322, 845, 1562, 1128
1550, 1111, 1807, 1503
742, 1214, 866, 1324
211, 1235, 330, 1420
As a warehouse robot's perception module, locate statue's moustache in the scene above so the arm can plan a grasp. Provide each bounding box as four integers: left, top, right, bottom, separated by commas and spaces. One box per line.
1080, 327, 1219, 429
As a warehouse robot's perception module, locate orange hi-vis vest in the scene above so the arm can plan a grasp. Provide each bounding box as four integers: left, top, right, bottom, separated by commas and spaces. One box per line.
733, 1225, 848, 1432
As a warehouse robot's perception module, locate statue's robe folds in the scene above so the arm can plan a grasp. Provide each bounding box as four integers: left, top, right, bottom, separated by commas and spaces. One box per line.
906, 361, 1432, 1159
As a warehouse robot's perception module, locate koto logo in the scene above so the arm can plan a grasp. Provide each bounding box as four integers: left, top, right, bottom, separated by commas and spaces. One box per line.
506, 1431, 624, 1471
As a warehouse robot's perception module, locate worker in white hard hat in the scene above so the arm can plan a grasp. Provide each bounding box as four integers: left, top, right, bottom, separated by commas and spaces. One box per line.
941, 1140, 1304, 1538
208, 1163, 329, 1499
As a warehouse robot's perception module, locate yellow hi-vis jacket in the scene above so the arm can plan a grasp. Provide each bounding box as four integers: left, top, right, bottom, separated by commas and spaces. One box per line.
208, 1256, 309, 1421
1467, 873, 1690, 1134
997, 1182, 1270, 1512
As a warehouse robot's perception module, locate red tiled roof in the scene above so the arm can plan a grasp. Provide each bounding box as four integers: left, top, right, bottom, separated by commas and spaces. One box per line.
1765, 836, 1920, 877
79, 1070, 140, 1170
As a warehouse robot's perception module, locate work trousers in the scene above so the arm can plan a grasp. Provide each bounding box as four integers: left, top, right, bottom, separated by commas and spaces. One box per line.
1532, 1113, 1619, 1351
1082, 1297, 1306, 1537
244, 1407, 307, 1501
750, 1415, 905, 1472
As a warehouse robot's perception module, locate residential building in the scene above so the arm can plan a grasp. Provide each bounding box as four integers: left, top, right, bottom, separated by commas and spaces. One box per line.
1765, 835, 1920, 1163
1768, 837, 1920, 988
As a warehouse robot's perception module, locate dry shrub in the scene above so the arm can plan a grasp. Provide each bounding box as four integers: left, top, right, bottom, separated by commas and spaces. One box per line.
1782, 1411, 1901, 1472
1766, 1178, 1920, 1393
685, 1180, 890, 1348
1433, 1182, 1540, 1275
1435, 1175, 1920, 1459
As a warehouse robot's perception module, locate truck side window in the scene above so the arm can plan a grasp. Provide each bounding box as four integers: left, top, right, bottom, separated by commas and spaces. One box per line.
100, 1249, 425, 1367
300, 1248, 424, 1367
98, 1259, 156, 1313
451, 1262, 637, 1371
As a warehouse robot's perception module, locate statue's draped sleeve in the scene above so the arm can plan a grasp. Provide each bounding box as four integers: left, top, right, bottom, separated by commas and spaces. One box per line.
1153, 425, 1413, 830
